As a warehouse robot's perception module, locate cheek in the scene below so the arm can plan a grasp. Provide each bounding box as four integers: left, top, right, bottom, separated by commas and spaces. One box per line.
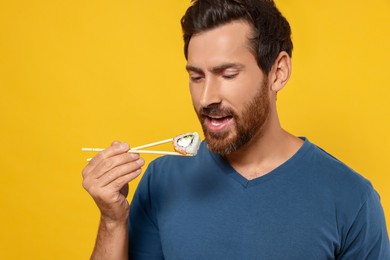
223, 77, 261, 108
224, 90, 247, 108
189, 85, 201, 109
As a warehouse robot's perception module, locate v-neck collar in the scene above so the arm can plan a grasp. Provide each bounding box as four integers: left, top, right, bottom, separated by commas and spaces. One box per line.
208, 137, 313, 188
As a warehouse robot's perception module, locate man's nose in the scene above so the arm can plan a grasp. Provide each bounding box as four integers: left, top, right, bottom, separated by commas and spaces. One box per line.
199, 77, 222, 108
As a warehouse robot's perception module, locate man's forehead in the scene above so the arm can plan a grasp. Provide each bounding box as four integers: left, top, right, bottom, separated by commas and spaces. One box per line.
187, 21, 254, 68
188, 20, 252, 47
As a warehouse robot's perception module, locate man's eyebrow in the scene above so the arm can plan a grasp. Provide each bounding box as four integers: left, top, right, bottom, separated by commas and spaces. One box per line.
185, 65, 203, 74
186, 63, 244, 74
211, 63, 244, 74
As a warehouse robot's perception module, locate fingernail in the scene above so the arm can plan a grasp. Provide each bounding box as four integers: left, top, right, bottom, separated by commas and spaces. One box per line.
120, 143, 128, 149
130, 153, 139, 159
136, 158, 144, 166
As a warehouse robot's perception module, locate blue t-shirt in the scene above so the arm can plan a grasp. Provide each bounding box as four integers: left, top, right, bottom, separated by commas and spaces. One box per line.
129, 138, 389, 259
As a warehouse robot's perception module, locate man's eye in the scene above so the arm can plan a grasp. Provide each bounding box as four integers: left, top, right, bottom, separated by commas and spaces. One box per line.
190, 75, 203, 82
222, 73, 238, 79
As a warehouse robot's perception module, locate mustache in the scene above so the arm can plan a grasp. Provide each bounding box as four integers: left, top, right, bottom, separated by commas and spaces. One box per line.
199, 104, 235, 117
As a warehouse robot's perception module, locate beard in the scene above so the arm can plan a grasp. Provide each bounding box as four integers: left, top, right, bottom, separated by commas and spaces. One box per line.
196, 78, 270, 156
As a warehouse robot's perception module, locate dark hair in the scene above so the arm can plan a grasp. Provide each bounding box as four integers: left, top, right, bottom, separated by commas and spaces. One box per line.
181, 0, 293, 74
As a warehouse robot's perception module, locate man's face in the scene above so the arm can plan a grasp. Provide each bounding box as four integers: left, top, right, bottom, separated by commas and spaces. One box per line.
186, 21, 271, 155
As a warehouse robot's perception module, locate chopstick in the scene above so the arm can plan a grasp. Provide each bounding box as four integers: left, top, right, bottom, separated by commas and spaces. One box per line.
85, 150, 182, 161
82, 137, 185, 161
81, 138, 173, 153
132, 138, 173, 150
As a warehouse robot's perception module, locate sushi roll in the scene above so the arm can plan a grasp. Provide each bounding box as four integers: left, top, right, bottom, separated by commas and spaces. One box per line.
173, 132, 200, 156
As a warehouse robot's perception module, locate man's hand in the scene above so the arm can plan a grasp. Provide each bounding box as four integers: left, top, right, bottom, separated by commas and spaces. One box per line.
82, 141, 144, 223
82, 141, 144, 259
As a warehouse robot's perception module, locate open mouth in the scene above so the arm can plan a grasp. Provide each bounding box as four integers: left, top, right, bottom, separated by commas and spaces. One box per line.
204, 115, 233, 132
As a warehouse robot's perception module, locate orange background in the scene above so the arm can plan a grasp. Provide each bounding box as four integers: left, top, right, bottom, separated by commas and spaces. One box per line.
0, 0, 389, 258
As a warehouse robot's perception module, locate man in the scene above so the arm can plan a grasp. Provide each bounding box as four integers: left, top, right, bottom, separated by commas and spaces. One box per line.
82, 0, 390, 259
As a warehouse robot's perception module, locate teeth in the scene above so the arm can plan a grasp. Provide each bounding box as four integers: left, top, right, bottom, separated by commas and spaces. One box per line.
211, 119, 223, 126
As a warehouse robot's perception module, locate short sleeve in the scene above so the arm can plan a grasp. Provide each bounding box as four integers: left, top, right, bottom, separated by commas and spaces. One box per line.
337, 188, 390, 259
129, 163, 164, 260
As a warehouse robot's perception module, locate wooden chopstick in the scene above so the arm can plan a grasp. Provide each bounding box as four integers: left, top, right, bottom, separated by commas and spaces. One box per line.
85, 149, 183, 161
82, 137, 184, 161
131, 138, 173, 150
81, 138, 174, 153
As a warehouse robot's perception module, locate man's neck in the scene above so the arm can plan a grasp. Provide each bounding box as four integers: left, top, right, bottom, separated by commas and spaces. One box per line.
225, 122, 303, 180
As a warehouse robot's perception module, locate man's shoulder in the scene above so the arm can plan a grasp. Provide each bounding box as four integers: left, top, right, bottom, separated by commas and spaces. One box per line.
303, 139, 373, 201
308, 140, 368, 180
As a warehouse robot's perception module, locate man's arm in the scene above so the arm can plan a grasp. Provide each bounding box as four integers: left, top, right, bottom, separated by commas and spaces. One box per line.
91, 216, 129, 260
82, 141, 144, 260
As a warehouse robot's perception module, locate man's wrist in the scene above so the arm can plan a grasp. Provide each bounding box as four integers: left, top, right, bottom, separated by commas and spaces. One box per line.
100, 215, 128, 231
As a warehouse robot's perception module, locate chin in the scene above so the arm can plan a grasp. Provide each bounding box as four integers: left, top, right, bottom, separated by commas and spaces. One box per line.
204, 131, 239, 156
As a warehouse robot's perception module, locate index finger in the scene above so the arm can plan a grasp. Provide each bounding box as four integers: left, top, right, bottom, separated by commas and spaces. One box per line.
88, 141, 130, 168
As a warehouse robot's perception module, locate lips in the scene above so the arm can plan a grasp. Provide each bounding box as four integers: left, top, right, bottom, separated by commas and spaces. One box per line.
199, 104, 235, 133
204, 115, 233, 132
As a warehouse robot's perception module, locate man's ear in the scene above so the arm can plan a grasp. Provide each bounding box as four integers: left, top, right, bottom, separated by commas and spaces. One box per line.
269, 51, 292, 92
